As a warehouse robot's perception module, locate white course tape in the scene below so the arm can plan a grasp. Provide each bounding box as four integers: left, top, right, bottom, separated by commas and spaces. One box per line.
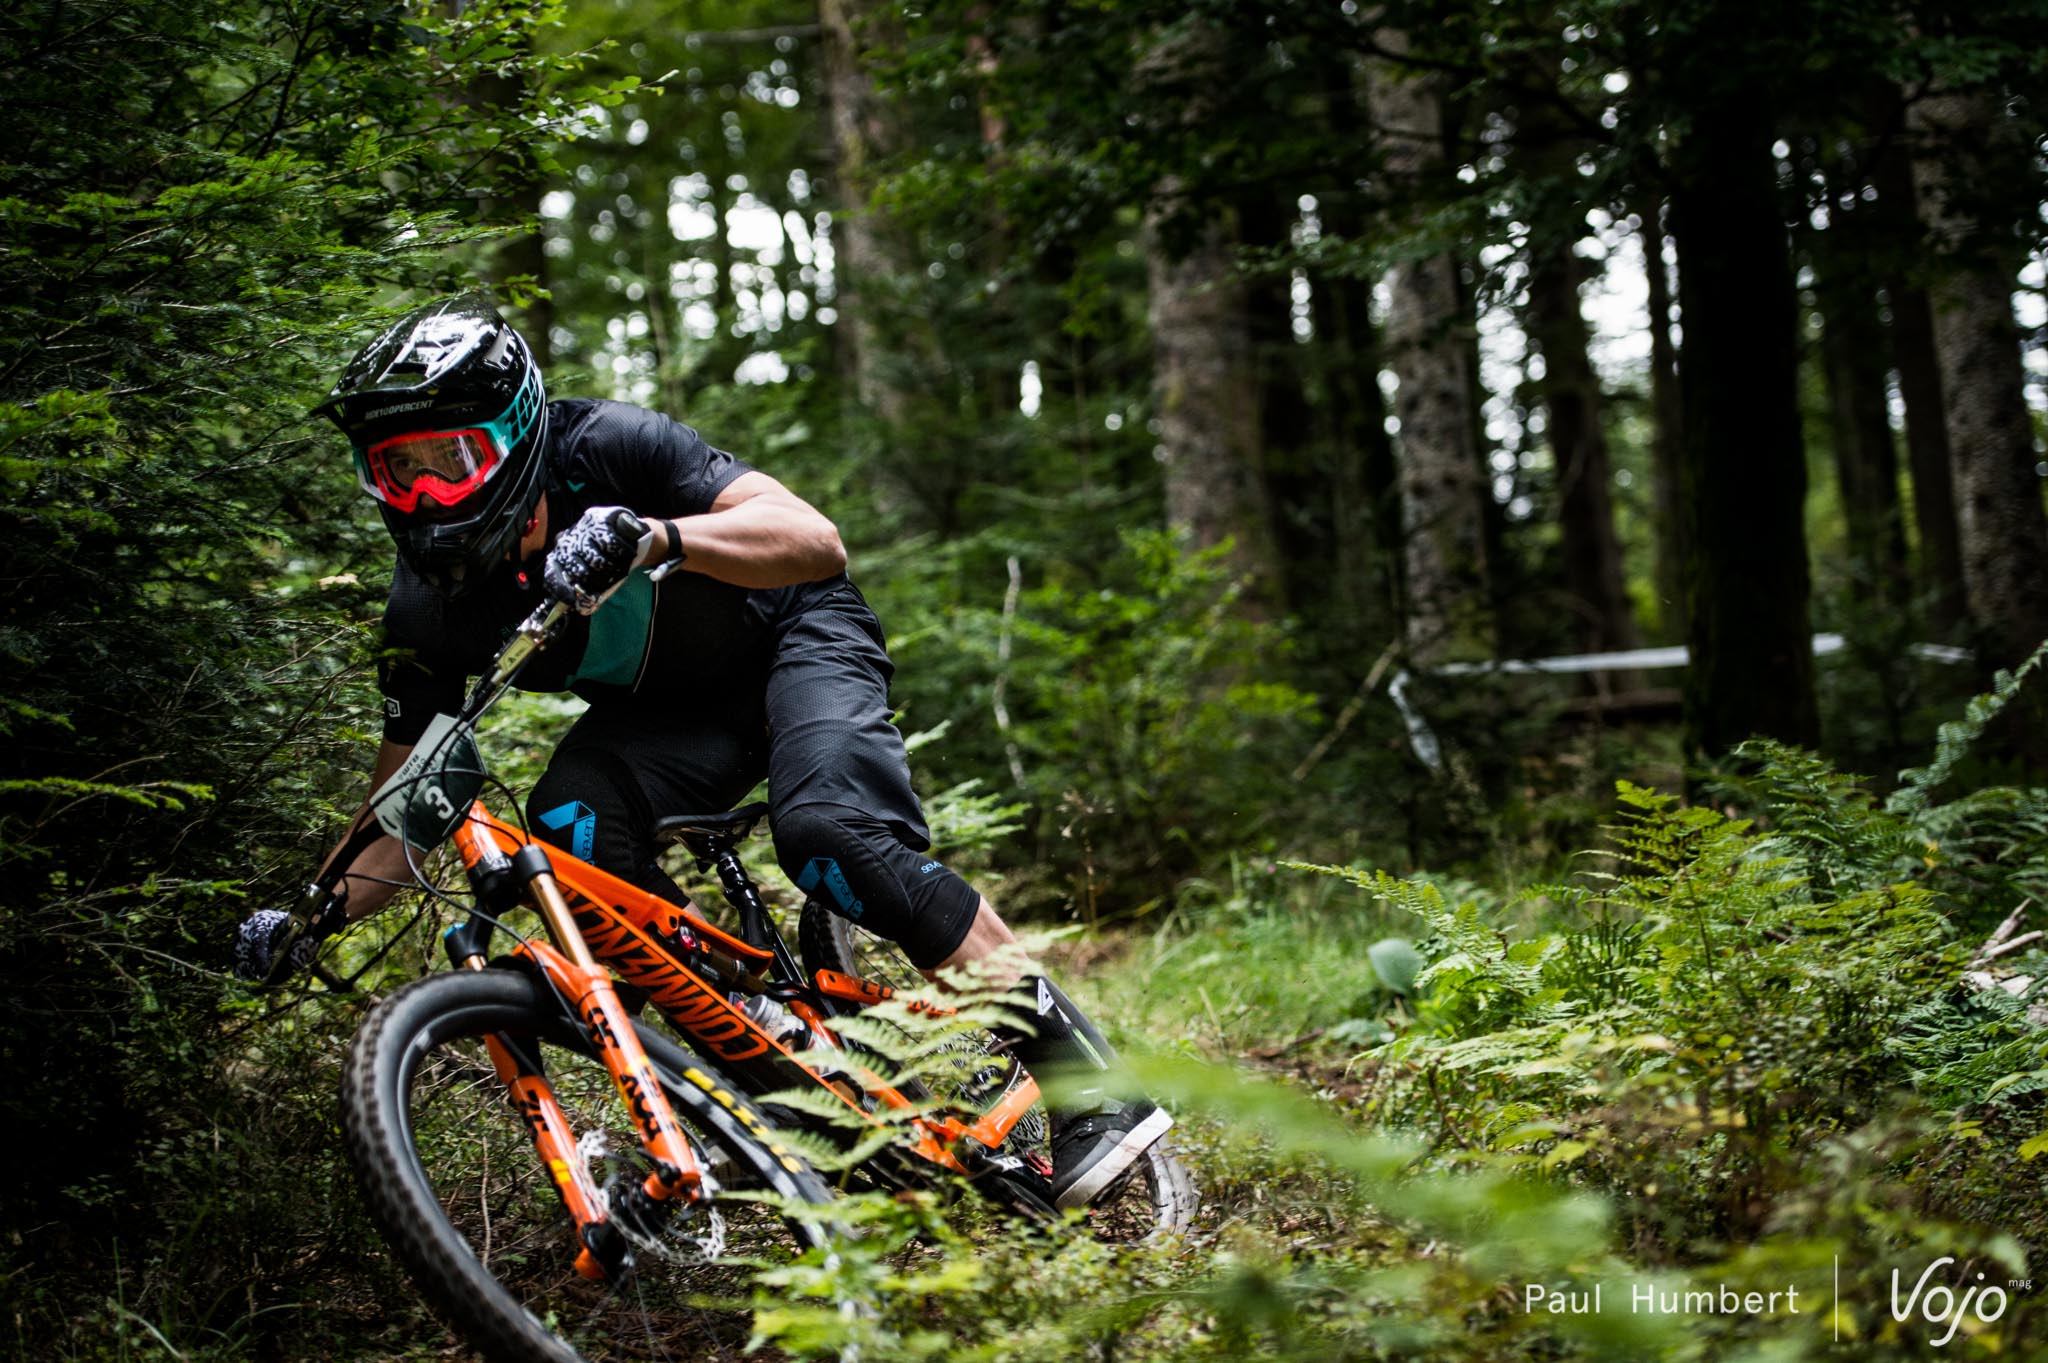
1392, 633, 1970, 772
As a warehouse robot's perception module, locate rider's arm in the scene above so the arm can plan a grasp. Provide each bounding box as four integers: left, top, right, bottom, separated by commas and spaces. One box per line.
314, 738, 419, 922
649, 471, 845, 589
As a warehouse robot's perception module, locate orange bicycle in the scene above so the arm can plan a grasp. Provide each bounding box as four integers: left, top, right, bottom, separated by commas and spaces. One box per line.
318, 547, 1196, 1363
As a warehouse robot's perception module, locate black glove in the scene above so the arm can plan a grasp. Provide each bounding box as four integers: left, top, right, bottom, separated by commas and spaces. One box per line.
544, 506, 649, 614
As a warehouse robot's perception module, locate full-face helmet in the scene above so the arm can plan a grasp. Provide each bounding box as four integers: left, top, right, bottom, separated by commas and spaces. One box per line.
315, 296, 548, 596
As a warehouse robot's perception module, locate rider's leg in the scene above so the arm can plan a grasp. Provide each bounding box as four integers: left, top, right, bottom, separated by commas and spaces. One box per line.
527, 703, 765, 903
761, 597, 983, 965
760, 598, 1170, 1206
935, 900, 1173, 1208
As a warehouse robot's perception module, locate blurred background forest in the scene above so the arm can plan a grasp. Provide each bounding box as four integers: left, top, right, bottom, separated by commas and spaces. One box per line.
6, 1, 2048, 1359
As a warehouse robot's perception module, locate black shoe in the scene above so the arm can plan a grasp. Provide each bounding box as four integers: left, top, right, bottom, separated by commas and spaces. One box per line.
1049, 1100, 1174, 1211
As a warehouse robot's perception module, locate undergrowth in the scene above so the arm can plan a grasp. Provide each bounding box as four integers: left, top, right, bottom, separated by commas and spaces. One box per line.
22, 664, 2048, 1360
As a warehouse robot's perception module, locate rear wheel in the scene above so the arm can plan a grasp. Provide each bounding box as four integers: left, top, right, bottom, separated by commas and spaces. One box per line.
797, 902, 1199, 1239
341, 968, 838, 1363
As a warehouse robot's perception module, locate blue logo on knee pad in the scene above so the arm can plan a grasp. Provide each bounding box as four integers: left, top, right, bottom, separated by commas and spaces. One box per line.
538, 800, 597, 862
798, 857, 865, 920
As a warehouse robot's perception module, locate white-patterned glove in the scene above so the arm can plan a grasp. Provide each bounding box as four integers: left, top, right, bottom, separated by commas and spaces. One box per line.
544, 506, 649, 614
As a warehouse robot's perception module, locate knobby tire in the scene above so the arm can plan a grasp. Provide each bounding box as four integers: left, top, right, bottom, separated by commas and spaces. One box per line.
340, 968, 837, 1363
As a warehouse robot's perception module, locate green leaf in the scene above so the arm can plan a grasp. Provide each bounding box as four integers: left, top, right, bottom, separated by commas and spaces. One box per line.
1367, 936, 1425, 996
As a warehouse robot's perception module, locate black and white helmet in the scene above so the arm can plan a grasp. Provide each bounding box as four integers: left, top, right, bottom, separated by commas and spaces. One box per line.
315, 296, 548, 597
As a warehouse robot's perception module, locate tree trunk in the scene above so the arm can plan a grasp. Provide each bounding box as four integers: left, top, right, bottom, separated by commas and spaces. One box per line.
1313, 211, 1402, 638
1891, 279, 1969, 631
1141, 22, 1280, 599
1314, 59, 1401, 636
1640, 192, 1687, 642
1526, 240, 1640, 655
1869, 133, 1967, 633
1240, 190, 1319, 615
1518, 87, 1641, 660
1145, 200, 1280, 595
1813, 205, 1909, 605
1366, 37, 1492, 665
448, 0, 551, 364
965, 6, 1021, 420
818, 0, 910, 430
1668, 107, 1820, 755
1909, 89, 2048, 674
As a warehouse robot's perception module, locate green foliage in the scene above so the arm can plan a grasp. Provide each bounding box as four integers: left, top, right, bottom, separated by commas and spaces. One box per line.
1281, 671, 2048, 1353
0, 1, 617, 1350
750, 1060, 1698, 1363
964, 529, 1319, 917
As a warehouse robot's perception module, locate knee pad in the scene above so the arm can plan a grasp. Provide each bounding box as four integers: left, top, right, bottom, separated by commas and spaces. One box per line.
772, 801, 980, 968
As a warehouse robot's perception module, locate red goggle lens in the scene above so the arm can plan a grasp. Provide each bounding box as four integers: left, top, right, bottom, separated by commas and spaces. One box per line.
360, 429, 504, 513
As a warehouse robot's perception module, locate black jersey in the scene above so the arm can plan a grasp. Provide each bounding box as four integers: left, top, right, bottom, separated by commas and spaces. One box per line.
376, 397, 843, 745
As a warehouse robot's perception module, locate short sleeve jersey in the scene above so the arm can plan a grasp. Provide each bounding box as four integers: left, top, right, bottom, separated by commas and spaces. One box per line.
376, 398, 772, 745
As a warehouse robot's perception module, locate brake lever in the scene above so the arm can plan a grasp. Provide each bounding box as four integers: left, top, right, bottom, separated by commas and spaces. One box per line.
485, 600, 571, 693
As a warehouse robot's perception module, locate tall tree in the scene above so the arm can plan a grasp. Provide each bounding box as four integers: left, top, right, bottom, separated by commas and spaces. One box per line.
1908, 88, 2048, 673
1639, 193, 1689, 641
1526, 238, 1641, 655
1811, 163, 1910, 606
1140, 20, 1280, 598
1367, 33, 1492, 664
819, 0, 913, 432
1519, 91, 1641, 656
1864, 102, 1968, 632
1662, 65, 1819, 753
454, 0, 553, 363
1241, 189, 1324, 618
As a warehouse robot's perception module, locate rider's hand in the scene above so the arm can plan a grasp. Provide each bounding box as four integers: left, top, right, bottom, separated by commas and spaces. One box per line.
232, 887, 345, 986
234, 909, 317, 985
544, 506, 653, 615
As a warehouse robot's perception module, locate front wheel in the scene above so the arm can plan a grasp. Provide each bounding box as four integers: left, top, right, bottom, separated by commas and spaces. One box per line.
340, 968, 838, 1363
797, 902, 1199, 1239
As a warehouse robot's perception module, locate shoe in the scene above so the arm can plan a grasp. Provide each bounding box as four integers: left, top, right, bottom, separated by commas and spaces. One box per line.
233, 908, 318, 985
1049, 1100, 1174, 1211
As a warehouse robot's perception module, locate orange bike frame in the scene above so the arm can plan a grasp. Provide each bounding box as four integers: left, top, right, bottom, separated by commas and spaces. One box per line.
451, 802, 1038, 1178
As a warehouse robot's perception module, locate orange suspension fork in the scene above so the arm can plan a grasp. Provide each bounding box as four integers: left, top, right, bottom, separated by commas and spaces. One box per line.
483, 1036, 614, 1274
513, 938, 710, 1196
454, 811, 713, 1279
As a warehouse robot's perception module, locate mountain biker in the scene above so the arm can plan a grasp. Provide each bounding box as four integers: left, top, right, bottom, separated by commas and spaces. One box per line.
232, 294, 1171, 1210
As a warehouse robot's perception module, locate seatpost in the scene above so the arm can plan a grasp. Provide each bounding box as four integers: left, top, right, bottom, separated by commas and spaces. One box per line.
712, 850, 775, 951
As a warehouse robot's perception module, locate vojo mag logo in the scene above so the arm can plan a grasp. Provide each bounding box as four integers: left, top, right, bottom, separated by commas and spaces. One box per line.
1891, 1257, 2016, 1347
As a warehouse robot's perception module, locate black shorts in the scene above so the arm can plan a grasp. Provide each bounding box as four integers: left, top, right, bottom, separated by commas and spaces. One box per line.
526, 585, 982, 968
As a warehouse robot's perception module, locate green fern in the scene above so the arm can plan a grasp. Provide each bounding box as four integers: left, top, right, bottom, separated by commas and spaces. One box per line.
1888, 642, 2047, 818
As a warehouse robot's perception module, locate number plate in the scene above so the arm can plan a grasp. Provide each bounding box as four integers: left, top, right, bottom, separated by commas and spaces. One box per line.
370, 713, 488, 851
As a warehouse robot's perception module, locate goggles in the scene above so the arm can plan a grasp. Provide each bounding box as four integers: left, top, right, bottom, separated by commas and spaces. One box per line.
351, 368, 542, 514
358, 427, 505, 513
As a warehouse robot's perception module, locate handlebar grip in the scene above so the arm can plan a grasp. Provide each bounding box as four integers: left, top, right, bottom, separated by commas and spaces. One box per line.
608, 508, 648, 542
